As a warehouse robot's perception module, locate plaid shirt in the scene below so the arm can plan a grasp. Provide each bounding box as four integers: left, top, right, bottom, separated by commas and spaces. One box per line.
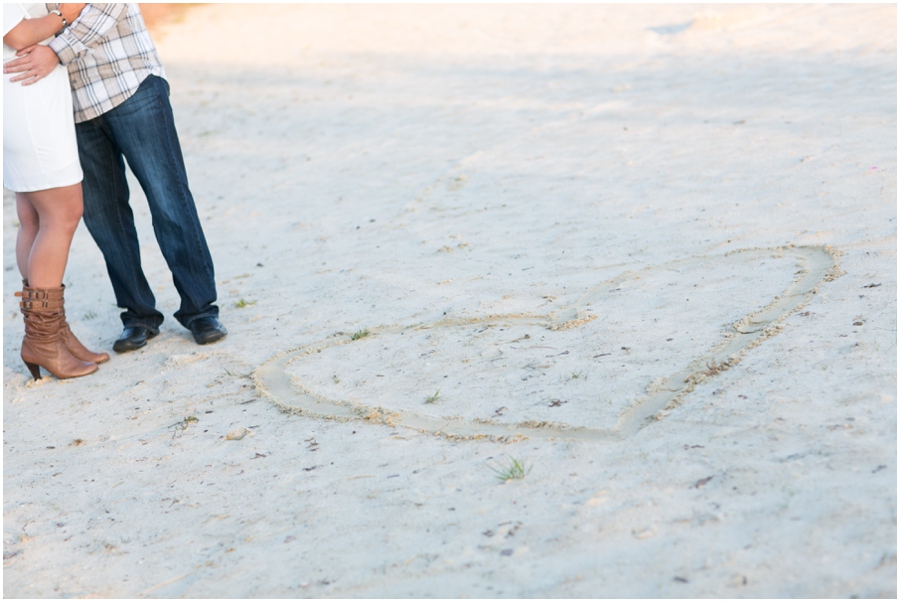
48, 3, 165, 123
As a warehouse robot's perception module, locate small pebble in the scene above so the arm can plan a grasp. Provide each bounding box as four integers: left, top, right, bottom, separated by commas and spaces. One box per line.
225, 427, 250, 440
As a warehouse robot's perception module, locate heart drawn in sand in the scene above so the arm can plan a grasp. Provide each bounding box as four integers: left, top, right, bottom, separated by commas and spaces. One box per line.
255, 246, 839, 441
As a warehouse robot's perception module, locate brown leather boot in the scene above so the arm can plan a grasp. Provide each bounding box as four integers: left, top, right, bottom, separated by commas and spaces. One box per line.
17, 283, 109, 364
18, 289, 98, 380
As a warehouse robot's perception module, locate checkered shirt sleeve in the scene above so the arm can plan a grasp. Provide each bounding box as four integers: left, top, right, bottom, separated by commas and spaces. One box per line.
48, 3, 165, 123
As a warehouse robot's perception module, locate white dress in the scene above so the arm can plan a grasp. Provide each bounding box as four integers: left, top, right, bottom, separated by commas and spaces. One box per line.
3, 3, 82, 192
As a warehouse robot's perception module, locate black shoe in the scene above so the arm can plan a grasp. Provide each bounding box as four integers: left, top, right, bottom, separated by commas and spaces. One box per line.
188, 317, 227, 345
113, 326, 157, 353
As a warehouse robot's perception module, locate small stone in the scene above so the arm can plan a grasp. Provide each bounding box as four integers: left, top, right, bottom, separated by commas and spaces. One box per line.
225, 427, 250, 440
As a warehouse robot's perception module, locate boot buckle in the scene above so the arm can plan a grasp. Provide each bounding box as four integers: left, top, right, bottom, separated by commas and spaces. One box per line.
20, 299, 50, 309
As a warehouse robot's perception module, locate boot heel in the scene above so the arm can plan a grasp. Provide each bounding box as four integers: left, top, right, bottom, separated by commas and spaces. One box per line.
23, 361, 41, 381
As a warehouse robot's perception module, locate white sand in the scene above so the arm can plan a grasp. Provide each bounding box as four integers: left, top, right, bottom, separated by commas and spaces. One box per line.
3, 4, 896, 597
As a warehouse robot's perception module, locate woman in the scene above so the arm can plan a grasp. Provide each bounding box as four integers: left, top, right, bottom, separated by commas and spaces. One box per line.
4, 3, 108, 380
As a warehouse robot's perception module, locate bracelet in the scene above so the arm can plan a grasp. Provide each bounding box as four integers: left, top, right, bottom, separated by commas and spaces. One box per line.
49, 9, 68, 35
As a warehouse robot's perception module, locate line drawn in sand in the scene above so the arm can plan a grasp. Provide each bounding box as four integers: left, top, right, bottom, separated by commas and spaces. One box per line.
255, 245, 841, 441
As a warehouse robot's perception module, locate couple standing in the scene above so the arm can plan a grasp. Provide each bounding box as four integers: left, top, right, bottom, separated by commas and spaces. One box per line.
3, 3, 226, 380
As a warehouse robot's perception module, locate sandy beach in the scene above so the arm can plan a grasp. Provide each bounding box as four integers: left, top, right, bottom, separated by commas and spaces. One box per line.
3, 3, 896, 597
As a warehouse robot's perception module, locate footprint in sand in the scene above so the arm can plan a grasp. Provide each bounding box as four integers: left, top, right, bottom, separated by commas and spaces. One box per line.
255, 245, 840, 441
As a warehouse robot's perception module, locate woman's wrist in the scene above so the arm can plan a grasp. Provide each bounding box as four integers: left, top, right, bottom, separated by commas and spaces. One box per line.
59, 4, 86, 23
48, 10, 68, 35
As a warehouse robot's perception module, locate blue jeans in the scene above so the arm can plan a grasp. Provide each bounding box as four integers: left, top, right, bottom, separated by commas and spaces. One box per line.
75, 75, 219, 331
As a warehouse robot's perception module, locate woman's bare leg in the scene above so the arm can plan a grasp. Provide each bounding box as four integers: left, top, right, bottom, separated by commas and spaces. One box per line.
19, 183, 84, 288
15, 193, 39, 280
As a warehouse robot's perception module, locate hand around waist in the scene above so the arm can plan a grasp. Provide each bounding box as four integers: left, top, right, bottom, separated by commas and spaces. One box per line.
4, 45, 61, 87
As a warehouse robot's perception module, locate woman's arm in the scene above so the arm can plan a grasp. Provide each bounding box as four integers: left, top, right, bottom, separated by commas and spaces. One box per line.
3, 4, 86, 52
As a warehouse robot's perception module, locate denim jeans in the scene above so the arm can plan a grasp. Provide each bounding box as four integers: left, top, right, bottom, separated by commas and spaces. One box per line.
75, 75, 218, 331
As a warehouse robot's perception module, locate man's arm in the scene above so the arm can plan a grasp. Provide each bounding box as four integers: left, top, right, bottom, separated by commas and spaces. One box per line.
48, 3, 127, 66
3, 3, 126, 85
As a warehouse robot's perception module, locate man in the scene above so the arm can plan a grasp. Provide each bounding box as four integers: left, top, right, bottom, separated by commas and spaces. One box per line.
4, 3, 226, 352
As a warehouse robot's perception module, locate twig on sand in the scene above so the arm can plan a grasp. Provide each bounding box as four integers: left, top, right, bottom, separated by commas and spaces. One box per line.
138, 570, 193, 596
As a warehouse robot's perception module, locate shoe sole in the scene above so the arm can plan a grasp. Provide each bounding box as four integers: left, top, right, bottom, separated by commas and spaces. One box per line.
195, 331, 226, 345
113, 339, 147, 353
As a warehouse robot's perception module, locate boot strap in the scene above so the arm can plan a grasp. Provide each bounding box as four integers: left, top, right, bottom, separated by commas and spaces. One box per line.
20, 299, 51, 309
17, 289, 50, 300
19, 297, 64, 310
17, 288, 65, 311
16, 288, 65, 300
